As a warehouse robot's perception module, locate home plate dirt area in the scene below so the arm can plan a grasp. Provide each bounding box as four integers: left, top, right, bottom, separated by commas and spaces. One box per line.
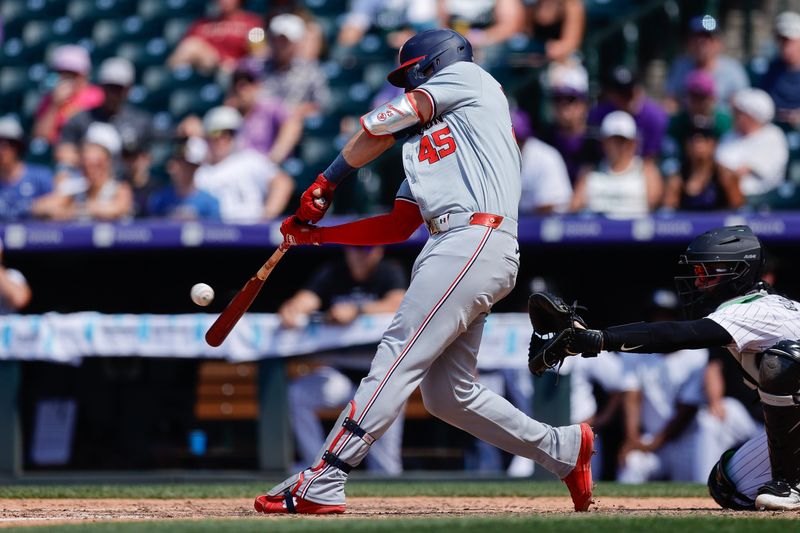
0, 496, 791, 527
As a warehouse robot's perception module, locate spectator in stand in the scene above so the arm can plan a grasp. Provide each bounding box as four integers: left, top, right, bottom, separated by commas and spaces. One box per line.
280, 246, 407, 475
588, 65, 669, 162
617, 291, 709, 483
336, 0, 438, 51
260, 14, 331, 115
32, 123, 133, 221
664, 70, 732, 162
519, 135, 572, 213
32, 45, 103, 144
0, 238, 32, 314
665, 14, 750, 113
571, 111, 663, 218
123, 139, 158, 219
0, 116, 53, 222
524, 0, 585, 63
225, 61, 301, 164
440, 0, 525, 64
265, 0, 326, 61
194, 106, 294, 223
58, 58, 154, 182
540, 62, 601, 183
167, 0, 262, 74
149, 137, 220, 221
715, 88, 789, 208
759, 11, 800, 129
662, 120, 727, 211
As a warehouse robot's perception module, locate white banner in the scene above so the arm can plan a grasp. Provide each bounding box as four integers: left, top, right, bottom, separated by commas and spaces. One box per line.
0, 312, 532, 369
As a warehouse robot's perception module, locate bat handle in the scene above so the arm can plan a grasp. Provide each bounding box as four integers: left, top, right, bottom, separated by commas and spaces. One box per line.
256, 244, 289, 280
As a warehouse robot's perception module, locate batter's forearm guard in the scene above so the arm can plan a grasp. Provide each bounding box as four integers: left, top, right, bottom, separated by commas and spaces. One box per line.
360, 93, 422, 137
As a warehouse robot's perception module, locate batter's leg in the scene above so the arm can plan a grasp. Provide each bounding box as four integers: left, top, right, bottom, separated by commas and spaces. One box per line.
419, 313, 582, 478
256, 226, 518, 511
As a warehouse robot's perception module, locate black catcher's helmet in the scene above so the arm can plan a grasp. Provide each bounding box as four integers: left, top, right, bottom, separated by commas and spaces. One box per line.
387, 29, 473, 90
675, 225, 765, 319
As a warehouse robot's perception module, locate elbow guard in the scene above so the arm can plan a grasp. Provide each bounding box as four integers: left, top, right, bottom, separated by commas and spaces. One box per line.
360, 93, 422, 138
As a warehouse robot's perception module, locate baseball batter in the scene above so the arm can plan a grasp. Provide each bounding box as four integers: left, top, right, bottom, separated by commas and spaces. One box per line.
254, 29, 594, 515
530, 225, 800, 510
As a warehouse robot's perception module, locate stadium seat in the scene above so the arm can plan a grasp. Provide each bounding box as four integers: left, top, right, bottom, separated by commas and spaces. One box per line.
0, 68, 29, 115
22, 19, 83, 61
138, 0, 205, 21
168, 85, 223, 119
304, 0, 348, 17
163, 18, 195, 47
116, 38, 170, 69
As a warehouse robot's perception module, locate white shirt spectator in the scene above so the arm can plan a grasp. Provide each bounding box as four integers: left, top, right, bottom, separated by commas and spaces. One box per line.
621, 349, 709, 436
715, 123, 789, 196
559, 352, 629, 424
583, 157, 649, 219
519, 137, 572, 213
194, 149, 280, 223
344, 0, 437, 32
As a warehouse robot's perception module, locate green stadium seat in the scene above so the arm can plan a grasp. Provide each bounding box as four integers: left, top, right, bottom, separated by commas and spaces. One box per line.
163, 18, 195, 47
327, 83, 373, 116
168, 84, 223, 119
25, 137, 53, 166
0, 68, 29, 115
116, 38, 170, 68
22, 90, 45, 123
138, 0, 205, 21
0, 4, 26, 39
22, 19, 84, 61
244, 0, 268, 12
1, 38, 31, 66
304, 0, 348, 17
93, 18, 165, 63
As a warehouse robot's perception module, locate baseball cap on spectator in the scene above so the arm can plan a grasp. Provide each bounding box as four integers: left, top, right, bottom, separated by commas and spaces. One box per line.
84, 122, 122, 155
547, 62, 589, 98
50, 45, 91, 76
600, 111, 637, 140
731, 88, 775, 124
685, 69, 715, 97
0, 116, 24, 142
605, 65, 639, 99
174, 136, 208, 166
203, 106, 243, 134
98, 57, 135, 87
689, 14, 720, 35
269, 13, 305, 43
775, 11, 800, 40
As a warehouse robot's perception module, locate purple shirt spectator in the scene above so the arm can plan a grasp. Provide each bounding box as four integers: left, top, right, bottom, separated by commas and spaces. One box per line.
237, 97, 291, 156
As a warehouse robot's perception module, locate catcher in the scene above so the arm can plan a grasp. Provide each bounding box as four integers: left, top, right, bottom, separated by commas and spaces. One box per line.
528, 225, 800, 511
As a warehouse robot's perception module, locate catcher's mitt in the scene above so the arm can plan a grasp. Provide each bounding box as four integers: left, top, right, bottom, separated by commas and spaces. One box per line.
527, 292, 597, 377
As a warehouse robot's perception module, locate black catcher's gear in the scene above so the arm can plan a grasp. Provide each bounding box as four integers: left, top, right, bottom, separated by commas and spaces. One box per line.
674, 225, 765, 319
758, 340, 800, 485
387, 29, 473, 90
707, 448, 756, 510
527, 292, 596, 376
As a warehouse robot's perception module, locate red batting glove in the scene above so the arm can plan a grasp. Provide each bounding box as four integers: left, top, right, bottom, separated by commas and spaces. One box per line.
297, 174, 335, 224
280, 216, 322, 247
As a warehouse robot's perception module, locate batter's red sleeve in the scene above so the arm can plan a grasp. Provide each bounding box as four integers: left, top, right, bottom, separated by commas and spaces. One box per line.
319, 199, 423, 245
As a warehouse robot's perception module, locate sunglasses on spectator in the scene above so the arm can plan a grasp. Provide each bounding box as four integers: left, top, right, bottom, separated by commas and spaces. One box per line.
552, 94, 581, 104
206, 130, 234, 139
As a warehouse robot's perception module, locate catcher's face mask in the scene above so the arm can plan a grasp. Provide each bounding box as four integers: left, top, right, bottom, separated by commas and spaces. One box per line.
675, 258, 751, 318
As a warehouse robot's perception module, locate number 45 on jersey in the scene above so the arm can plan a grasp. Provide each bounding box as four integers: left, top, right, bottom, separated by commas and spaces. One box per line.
418, 126, 457, 164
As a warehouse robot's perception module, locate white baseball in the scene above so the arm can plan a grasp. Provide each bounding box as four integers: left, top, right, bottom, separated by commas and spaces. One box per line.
190, 283, 215, 306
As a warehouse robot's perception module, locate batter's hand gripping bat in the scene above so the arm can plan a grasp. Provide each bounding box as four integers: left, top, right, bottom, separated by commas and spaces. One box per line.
205, 243, 289, 347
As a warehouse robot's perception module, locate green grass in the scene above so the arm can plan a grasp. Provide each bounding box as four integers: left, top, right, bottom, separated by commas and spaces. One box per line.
0, 517, 796, 533
0, 481, 709, 499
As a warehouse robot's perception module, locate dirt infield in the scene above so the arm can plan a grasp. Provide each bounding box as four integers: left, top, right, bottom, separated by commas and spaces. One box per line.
0, 496, 778, 527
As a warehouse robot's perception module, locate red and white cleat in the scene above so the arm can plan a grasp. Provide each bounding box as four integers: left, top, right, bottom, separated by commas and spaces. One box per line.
561, 422, 595, 512
254, 493, 346, 515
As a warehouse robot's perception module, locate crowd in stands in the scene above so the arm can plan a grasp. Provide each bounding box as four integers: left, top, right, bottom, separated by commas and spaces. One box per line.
1, 1, 800, 226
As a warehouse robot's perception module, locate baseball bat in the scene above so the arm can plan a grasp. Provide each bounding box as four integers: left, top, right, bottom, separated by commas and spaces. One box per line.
205, 243, 289, 347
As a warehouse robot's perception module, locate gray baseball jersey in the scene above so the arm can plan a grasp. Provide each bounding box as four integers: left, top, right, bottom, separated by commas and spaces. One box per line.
264, 60, 583, 507
402, 61, 522, 222
704, 290, 800, 504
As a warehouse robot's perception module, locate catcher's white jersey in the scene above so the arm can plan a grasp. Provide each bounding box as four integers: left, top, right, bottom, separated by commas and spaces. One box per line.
707, 290, 800, 386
